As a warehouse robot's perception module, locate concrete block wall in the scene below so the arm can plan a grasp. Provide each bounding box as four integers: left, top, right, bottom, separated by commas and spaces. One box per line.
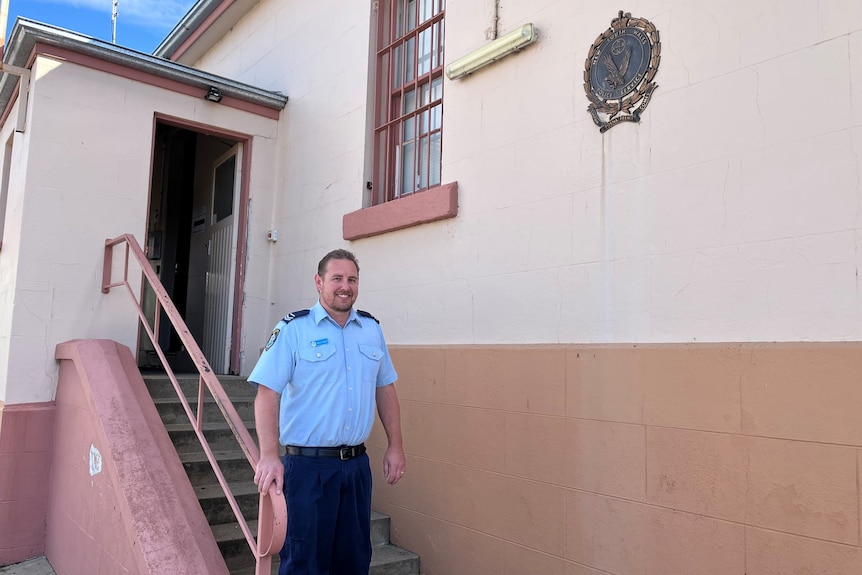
368, 344, 862, 574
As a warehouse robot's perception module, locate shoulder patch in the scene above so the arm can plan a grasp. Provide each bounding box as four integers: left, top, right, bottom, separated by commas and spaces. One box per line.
357, 310, 380, 324
282, 309, 310, 323
264, 328, 280, 351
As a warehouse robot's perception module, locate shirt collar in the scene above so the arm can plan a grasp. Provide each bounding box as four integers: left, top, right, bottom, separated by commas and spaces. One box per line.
311, 301, 362, 327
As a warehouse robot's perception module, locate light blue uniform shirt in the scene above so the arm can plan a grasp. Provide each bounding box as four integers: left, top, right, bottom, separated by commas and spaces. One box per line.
248, 301, 398, 447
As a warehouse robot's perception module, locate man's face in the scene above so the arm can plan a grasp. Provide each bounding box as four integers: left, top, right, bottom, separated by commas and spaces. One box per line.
315, 258, 359, 316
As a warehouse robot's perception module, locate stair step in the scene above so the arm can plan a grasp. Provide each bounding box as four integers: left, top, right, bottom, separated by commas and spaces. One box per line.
153, 397, 255, 425
180, 449, 253, 484
143, 373, 255, 400
214, 521, 419, 575
371, 544, 421, 575
165, 421, 257, 453
195, 481, 260, 525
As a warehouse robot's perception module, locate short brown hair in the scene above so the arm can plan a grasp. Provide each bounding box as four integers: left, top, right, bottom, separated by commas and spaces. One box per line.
317, 249, 360, 277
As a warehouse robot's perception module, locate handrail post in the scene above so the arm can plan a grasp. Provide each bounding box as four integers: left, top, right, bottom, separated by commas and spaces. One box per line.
102, 234, 287, 572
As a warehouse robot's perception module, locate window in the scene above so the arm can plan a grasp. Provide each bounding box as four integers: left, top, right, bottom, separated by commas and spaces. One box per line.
374, 0, 444, 204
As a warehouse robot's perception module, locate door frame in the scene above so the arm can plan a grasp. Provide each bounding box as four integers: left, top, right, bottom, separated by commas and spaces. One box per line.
150, 113, 254, 374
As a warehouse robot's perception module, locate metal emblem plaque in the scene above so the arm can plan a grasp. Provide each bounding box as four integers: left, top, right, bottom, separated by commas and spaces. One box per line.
585, 11, 661, 132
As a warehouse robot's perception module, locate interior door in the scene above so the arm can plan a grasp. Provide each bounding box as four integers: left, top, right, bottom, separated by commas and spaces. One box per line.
201, 145, 240, 373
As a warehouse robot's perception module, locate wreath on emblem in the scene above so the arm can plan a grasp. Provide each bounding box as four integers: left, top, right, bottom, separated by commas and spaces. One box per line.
584, 11, 661, 133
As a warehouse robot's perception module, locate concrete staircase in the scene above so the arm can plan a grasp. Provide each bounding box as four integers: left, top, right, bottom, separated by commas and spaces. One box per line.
143, 373, 419, 575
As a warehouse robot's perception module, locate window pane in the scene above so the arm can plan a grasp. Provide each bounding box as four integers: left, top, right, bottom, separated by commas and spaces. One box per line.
213, 155, 235, 222
406, 0, 416, 33
420, 0, 431, 24
419, 108, 429, 136
376, 130, 388, 204
403, 114, 415, 143
403, 88, 416, 116
418, 28, 431, 76
399, 141, 415, 196
430, 132, 441, 187
391, 46, 401, 88
431, 22, 439, 69
405, 37, 415, 83
418, 135, 429, 190
431, 103, 442, 130
431, 75, 443, 102
394, 141, 402, 198
420, 81, 430, 106
390, 93, 402, 123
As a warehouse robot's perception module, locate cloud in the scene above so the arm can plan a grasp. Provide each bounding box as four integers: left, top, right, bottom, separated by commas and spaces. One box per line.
35, 0, 197, 30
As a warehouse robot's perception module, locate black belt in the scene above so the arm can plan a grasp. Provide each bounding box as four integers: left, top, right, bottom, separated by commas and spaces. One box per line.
285, 444, 366, 460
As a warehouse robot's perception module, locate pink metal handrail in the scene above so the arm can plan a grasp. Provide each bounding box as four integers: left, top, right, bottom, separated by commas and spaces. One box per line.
102, 233, 286, 575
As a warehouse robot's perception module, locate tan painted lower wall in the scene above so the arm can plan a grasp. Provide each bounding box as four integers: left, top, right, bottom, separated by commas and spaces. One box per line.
368, 344, 862, 575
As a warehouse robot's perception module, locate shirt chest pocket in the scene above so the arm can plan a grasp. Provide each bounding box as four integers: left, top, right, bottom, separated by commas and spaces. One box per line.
358, 344, 382, 382
298, 344, 336, 363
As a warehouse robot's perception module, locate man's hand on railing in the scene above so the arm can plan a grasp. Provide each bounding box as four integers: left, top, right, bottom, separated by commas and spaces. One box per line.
254, 455, 284, 495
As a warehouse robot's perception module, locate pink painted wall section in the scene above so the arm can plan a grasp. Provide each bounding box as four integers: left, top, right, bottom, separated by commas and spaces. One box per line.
342, 182, 458, 240
0, 401, 54, 566
50, 340, 228, 575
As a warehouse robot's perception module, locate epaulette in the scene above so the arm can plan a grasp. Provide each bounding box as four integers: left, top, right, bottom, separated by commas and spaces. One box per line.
357, 310, 379, 324
282, 309, 310, 323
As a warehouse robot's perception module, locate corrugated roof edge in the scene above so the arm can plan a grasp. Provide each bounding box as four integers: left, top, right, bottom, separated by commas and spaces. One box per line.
0, 17, 288, 121
152, 0, 222, 60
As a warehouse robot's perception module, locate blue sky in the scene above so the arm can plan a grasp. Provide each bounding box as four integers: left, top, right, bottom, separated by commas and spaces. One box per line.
6, 0, 198, 54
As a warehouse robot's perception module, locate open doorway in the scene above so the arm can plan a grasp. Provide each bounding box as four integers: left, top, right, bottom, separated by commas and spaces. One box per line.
141, 120, 247, 375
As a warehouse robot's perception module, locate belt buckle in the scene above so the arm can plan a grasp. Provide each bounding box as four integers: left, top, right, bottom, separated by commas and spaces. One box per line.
339, 447, 352, 460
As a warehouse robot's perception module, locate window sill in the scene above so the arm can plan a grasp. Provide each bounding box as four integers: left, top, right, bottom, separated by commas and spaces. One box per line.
342, 181, 458, 241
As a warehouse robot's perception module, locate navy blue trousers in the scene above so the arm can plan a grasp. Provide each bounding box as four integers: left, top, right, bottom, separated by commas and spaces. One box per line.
278, 452, 372, 575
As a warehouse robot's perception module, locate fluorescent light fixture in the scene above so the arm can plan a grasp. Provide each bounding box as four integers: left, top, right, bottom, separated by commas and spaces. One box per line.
446, 23, 538, 80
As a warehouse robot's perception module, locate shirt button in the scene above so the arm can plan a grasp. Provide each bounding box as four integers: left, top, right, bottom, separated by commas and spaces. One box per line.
316, 353, 321, 358
347, 366, 351, 371
348, 408, 353, 412
345, 347, 350, 352
372, 352, 377, 357
349, 387, 353, 391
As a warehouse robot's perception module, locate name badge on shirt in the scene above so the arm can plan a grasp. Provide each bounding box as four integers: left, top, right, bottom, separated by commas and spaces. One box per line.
310, 338, 328, 347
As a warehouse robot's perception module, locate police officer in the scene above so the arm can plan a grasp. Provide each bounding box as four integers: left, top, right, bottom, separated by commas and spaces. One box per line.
250, 249, 406, 574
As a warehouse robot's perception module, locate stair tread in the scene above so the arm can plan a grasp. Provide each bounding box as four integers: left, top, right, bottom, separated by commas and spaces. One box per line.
180, 449, 249, 465
195, 481, 259, 501
371, 543, 420, 565
153, 396, 253, 405
211, 519, 260, 544
164, 421, 255, 432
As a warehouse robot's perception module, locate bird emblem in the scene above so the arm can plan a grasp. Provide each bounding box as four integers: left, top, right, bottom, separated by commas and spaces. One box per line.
602, 46, 631, 89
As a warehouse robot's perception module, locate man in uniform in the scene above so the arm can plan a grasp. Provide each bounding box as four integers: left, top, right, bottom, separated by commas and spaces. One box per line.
249, 248, 406, 574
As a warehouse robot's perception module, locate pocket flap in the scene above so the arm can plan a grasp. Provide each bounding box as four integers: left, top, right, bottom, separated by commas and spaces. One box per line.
358, 344, 383, 361
299, 344, 335, 362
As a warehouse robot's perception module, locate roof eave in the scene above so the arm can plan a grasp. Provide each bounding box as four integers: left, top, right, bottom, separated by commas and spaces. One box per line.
0, 18, 287, 121
153, 0, 260, 65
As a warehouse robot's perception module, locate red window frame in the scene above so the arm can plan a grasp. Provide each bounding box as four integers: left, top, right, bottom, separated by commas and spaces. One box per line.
373, 0, 445, 205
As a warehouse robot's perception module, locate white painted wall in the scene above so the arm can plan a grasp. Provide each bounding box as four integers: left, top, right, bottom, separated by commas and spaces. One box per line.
193, 0, 380, 360
0, 99, 28, 403
0, 54, 280, 403
204, 0, 862, 349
